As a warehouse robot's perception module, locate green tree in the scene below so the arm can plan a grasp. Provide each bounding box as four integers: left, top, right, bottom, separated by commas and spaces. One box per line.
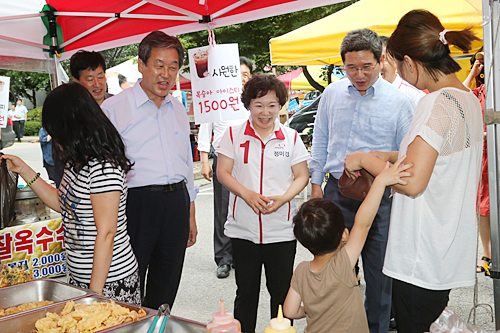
0, 69, 51, 106
100, 44, 139, 68
179, 1, 358, 73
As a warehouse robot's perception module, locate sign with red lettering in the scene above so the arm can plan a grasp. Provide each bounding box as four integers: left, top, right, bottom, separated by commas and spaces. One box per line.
0, 219, 66, 278
0, 76, 10, 128
188, 44, 247, 124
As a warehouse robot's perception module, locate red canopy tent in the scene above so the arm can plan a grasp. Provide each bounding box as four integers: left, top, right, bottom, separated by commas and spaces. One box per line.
277, 67, 303, 90
174, 73, 191, 91
0, 0, 346, 64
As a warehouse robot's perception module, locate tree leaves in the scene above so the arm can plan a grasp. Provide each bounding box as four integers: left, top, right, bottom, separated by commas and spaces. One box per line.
0, 69, 50, 106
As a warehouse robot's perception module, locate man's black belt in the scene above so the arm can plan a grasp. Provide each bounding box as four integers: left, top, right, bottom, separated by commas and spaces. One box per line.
136, 181, 186, 192
329, 175, 338, 184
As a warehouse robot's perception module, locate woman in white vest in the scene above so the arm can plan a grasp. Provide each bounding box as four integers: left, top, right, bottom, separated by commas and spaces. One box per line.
217, 74, 310, 333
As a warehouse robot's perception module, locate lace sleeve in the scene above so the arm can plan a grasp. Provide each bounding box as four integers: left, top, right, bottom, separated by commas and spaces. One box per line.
423, 89, 481, 156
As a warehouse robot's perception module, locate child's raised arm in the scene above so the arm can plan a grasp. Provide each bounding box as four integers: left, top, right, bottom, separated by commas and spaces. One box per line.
283, 286, 306, 319
344, 156, 411, 268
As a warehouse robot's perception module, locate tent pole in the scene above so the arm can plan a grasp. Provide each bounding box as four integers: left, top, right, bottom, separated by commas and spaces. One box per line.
173, 35, 181, 92
144, 0, 202, 20
483, 0, 500, 329
211, 0, 252, 19
0, 35, 49, 50
55, 11, 196, 21
46, 9, 61, 89
52, 56, 59, 89
60, 2, 146, 49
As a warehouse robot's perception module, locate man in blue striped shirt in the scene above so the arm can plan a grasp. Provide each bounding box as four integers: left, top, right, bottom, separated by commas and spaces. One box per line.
310, 29, 415, 333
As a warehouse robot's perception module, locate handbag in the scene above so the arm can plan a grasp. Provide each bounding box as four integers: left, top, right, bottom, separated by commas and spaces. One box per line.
337, 168, 374, 201
0, 152, 18, 228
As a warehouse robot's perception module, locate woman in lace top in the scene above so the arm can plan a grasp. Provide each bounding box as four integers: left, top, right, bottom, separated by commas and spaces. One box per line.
343, 9, 482, 332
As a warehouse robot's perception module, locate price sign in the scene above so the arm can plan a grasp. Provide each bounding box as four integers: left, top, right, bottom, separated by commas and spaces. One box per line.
0, 218, 66, 278
188, 44, 247, 124
0, 76, 10, 128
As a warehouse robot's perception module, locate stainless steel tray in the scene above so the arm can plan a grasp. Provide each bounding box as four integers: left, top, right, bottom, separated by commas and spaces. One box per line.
0, 279, 94, 320
0, 295, 155, 333
107, 314, 207, 333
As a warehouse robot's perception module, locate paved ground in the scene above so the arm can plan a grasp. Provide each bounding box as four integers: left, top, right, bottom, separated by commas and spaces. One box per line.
2, 139, 498, 332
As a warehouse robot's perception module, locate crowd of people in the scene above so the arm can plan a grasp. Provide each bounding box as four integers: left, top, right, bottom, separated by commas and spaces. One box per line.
0, 8, 486, 333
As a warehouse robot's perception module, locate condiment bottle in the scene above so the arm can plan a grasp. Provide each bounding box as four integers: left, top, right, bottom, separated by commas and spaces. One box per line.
265, 305, 296, 333
207, 299, 241, 333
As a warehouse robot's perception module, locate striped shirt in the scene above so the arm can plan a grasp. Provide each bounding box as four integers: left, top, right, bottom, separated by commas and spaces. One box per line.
59, 158, 137, 284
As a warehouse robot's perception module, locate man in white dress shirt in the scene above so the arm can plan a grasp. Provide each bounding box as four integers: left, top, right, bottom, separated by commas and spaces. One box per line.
102, 31, 197, 309
14, 100, 28, 142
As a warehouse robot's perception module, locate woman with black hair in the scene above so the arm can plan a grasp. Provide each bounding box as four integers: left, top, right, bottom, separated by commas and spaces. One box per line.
1, 82, 140, 305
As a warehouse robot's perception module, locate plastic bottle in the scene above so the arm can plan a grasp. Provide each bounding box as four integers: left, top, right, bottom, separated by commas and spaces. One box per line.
207, 299, 241, 333
264, 305, 296, 333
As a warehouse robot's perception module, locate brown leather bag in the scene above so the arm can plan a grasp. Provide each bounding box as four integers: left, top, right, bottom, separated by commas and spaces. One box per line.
338, 169, 375, 201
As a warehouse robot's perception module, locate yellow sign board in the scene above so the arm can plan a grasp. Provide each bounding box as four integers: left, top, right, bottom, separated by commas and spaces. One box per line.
0, 219, 66, 279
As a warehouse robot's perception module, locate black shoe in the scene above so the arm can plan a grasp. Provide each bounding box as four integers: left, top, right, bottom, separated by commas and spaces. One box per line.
217, 264, 231, 279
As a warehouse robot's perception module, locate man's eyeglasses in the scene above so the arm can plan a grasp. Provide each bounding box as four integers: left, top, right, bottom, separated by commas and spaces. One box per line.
344, 63, 377, 74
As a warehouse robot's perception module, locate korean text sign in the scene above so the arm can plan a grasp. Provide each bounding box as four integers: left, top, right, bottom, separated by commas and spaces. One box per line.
188, 44, 247, 124
0, 76, 10, 128
0, 218, 66, 278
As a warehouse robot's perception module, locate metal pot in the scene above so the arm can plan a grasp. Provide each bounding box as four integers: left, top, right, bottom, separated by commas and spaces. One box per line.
11, 186, 51, 226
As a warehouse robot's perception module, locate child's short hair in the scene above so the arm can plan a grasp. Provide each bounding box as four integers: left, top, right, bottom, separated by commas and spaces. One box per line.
293, 198, 345, 256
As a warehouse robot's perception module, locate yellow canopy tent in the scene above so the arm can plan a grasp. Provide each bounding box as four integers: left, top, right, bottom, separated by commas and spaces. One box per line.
269, 0, 483, 67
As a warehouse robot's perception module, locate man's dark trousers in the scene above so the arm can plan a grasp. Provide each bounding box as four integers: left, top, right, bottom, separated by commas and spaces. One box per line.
13, 120, 21, 140
126, 186, 190, 309
212, 155, 232, 266
324, 176, 392, 333
19, 120, 25, 139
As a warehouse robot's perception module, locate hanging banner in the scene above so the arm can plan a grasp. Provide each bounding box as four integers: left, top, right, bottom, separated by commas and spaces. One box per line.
0, 76, 10, 128
188, 44, 247, 124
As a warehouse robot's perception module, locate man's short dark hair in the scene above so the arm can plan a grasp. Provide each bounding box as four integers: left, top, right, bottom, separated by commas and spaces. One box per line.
138, 31, 184, 66
241, 74, 288, 109
239, 56, 253, 74
293, 198, 345, 256
341, 29, 383, 63
70, 50, 107, 80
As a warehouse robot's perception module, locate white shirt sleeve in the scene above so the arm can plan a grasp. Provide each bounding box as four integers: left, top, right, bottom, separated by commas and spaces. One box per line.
414, 95, 447, 154
216, 126, 235, 159
107, 77, 122, 95
197, 122, 213, 153
291, 131, 311, 166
